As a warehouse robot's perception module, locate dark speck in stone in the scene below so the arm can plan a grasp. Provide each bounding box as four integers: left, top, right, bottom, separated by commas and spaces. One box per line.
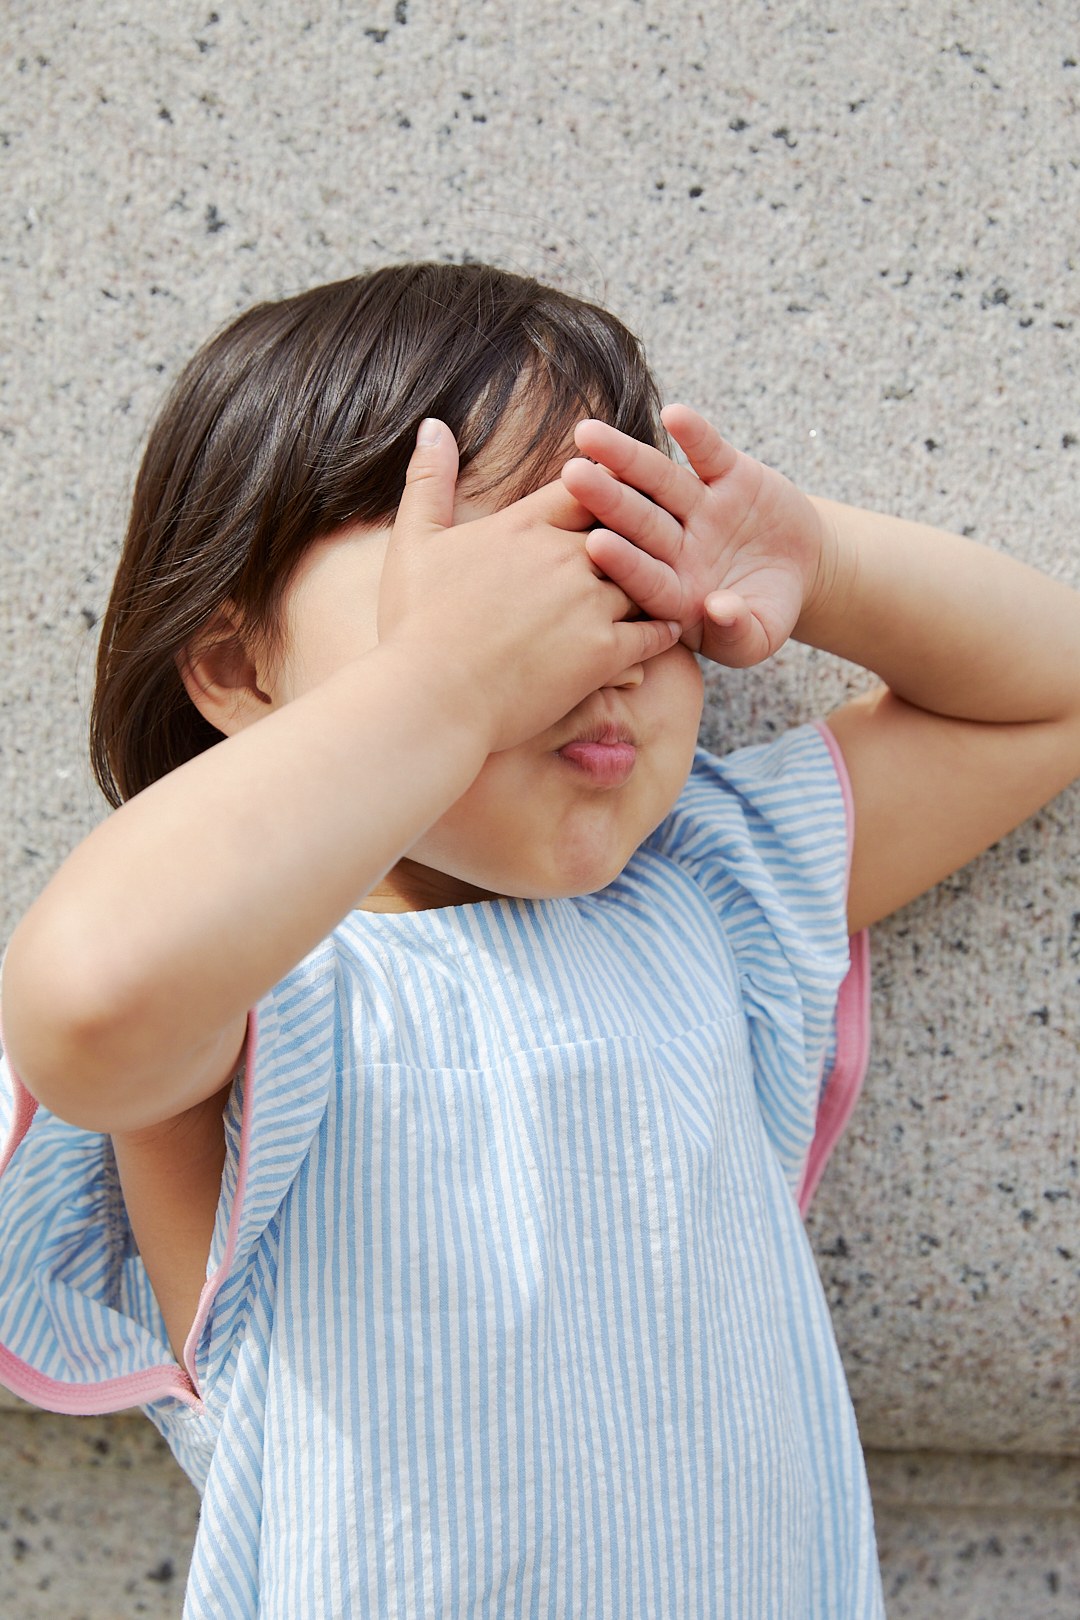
81, 608, 98, 629
147, 1559, 175, 1583
925, 438, 939, 451
660, 288, 676, 304
1044, 1188, 1071, 1202
13, 1538, 30, 1559
1030, 1006, 1049, 1024
1057, 1247, 1074, 1260
848, 98, 866, 112
206, 203, 227, 233
997, 1182, 1014, 1194
1067, 912, 1080, 962
1047, 1571, 1060, 1592
981, 283, 1011, 308
206, 9, 219, 20
398, 115, 411, 128
819, 1234, 849, 1258
655, 179, 665, 189
1016, 846, 1031, 862
688, 185, 703, 198
1018, 317, 1034, 328
729, 117, 749, 132
1065, 58, 1077, 68
1063, 433, 1077, 449
395, 0, 408, 20
365, 27, 388, 42
1019, 1209, 1036, 1228
772, 126, 797, 147
472, 113, 486, 123
197, 38, 212, 52
159, 105, 173, 122
961, 524, 976, 537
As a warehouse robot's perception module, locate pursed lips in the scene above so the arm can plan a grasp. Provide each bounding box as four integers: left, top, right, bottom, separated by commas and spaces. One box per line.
555, 721, 638, 787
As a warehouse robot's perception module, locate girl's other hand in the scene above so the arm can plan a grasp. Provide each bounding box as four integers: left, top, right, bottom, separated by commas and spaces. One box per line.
561, 404, 835, 669
377, 420, 681, 753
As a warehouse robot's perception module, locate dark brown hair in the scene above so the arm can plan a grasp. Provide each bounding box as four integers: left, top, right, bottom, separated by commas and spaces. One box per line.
89, 261, 667, 806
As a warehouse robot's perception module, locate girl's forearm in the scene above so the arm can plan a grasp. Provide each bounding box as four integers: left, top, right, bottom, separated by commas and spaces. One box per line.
1, 645, 489, 1125
796, 497, 1080, 723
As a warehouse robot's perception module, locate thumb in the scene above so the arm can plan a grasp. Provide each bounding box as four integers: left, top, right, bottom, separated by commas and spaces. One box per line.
395, 418, 460, 538
703, 590, 771, 667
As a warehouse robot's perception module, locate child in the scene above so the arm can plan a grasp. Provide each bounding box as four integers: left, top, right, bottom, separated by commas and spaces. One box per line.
1, 262, 1078, 1619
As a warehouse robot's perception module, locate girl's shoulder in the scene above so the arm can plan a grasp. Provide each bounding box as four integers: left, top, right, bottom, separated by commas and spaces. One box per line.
648, 721, 851, 873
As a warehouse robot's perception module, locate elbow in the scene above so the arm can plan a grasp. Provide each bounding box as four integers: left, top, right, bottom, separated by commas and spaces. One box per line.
1, 908, 136, 1132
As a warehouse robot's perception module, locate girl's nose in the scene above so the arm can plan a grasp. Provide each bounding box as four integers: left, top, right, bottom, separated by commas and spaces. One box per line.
603, 664, 645, 690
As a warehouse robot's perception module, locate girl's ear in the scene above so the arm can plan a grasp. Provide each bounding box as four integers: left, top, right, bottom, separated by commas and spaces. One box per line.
175, 604, 276, 737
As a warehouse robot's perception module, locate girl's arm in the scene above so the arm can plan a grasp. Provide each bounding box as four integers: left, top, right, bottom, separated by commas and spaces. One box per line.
2, 425, 678, 1135
798, 500, 1080, 932
562, 405, 1080, 935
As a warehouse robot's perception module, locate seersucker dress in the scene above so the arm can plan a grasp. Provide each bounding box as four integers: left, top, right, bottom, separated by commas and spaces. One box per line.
0, 724, 883, 1618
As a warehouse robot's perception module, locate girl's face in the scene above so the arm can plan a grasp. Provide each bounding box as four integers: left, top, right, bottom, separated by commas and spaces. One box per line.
265, 487, 705, 912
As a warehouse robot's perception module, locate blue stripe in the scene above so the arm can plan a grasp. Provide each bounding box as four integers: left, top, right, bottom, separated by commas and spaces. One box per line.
0, 725, 883, 1618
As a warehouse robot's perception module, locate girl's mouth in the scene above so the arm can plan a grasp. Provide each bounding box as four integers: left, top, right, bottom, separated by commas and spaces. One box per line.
556, 725, 637, 787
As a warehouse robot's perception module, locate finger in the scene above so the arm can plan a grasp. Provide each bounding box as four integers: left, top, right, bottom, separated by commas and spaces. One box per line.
395, 419, 460, 538
561, 457, 684, 563
703, 591, 772, 668
502, 476, 597, 534
585, 529, 685, 621
615, 615, 684, 666
572, 419, 703, 524
659, 404, 740, 484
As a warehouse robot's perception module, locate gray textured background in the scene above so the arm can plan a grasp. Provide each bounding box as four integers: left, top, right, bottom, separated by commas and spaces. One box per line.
1, 1, 1078, 1614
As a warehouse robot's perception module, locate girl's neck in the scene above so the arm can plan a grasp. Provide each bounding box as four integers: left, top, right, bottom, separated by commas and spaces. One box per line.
356, 859, 503, 913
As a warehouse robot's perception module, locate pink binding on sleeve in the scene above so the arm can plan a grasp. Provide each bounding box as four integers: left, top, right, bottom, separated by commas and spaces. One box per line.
0, 1007, 258, 1415
795, 722, 872, 1216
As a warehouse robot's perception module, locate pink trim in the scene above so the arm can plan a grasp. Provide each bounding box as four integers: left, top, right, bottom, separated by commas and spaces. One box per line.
812, 718, 858, 892
181, 1007, 256, 1384
796, 931, 871, 1213
0, 1339, 201, 1414
796, 722, 872, 1216
0, 1068, 38, 1179
0, 1005, 256, 1415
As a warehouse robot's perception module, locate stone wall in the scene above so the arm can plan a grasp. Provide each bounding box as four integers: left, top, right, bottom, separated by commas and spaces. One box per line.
2, 2, 1077, 1613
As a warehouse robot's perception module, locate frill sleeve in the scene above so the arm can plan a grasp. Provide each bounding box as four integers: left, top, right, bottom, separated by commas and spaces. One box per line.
0, 937, 338, 1432
651, 721, 870, 1214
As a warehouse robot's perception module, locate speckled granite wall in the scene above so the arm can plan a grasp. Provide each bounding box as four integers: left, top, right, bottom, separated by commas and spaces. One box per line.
1, 0, 1078, 1614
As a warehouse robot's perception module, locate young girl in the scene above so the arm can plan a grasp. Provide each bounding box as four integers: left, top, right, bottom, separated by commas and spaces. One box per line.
1, 262, 1078, 1619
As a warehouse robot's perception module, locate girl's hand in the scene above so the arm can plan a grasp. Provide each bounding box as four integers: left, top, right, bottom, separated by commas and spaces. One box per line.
561, 403, 835, 668
378, 420, 682, 753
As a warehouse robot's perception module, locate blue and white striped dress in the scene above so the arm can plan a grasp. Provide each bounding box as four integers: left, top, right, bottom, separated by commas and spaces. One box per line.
0, 725, 884, 1617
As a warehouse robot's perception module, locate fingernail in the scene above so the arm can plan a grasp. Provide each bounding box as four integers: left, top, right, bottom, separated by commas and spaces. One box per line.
417, 418, 441, 447
667, 621, 682, 636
